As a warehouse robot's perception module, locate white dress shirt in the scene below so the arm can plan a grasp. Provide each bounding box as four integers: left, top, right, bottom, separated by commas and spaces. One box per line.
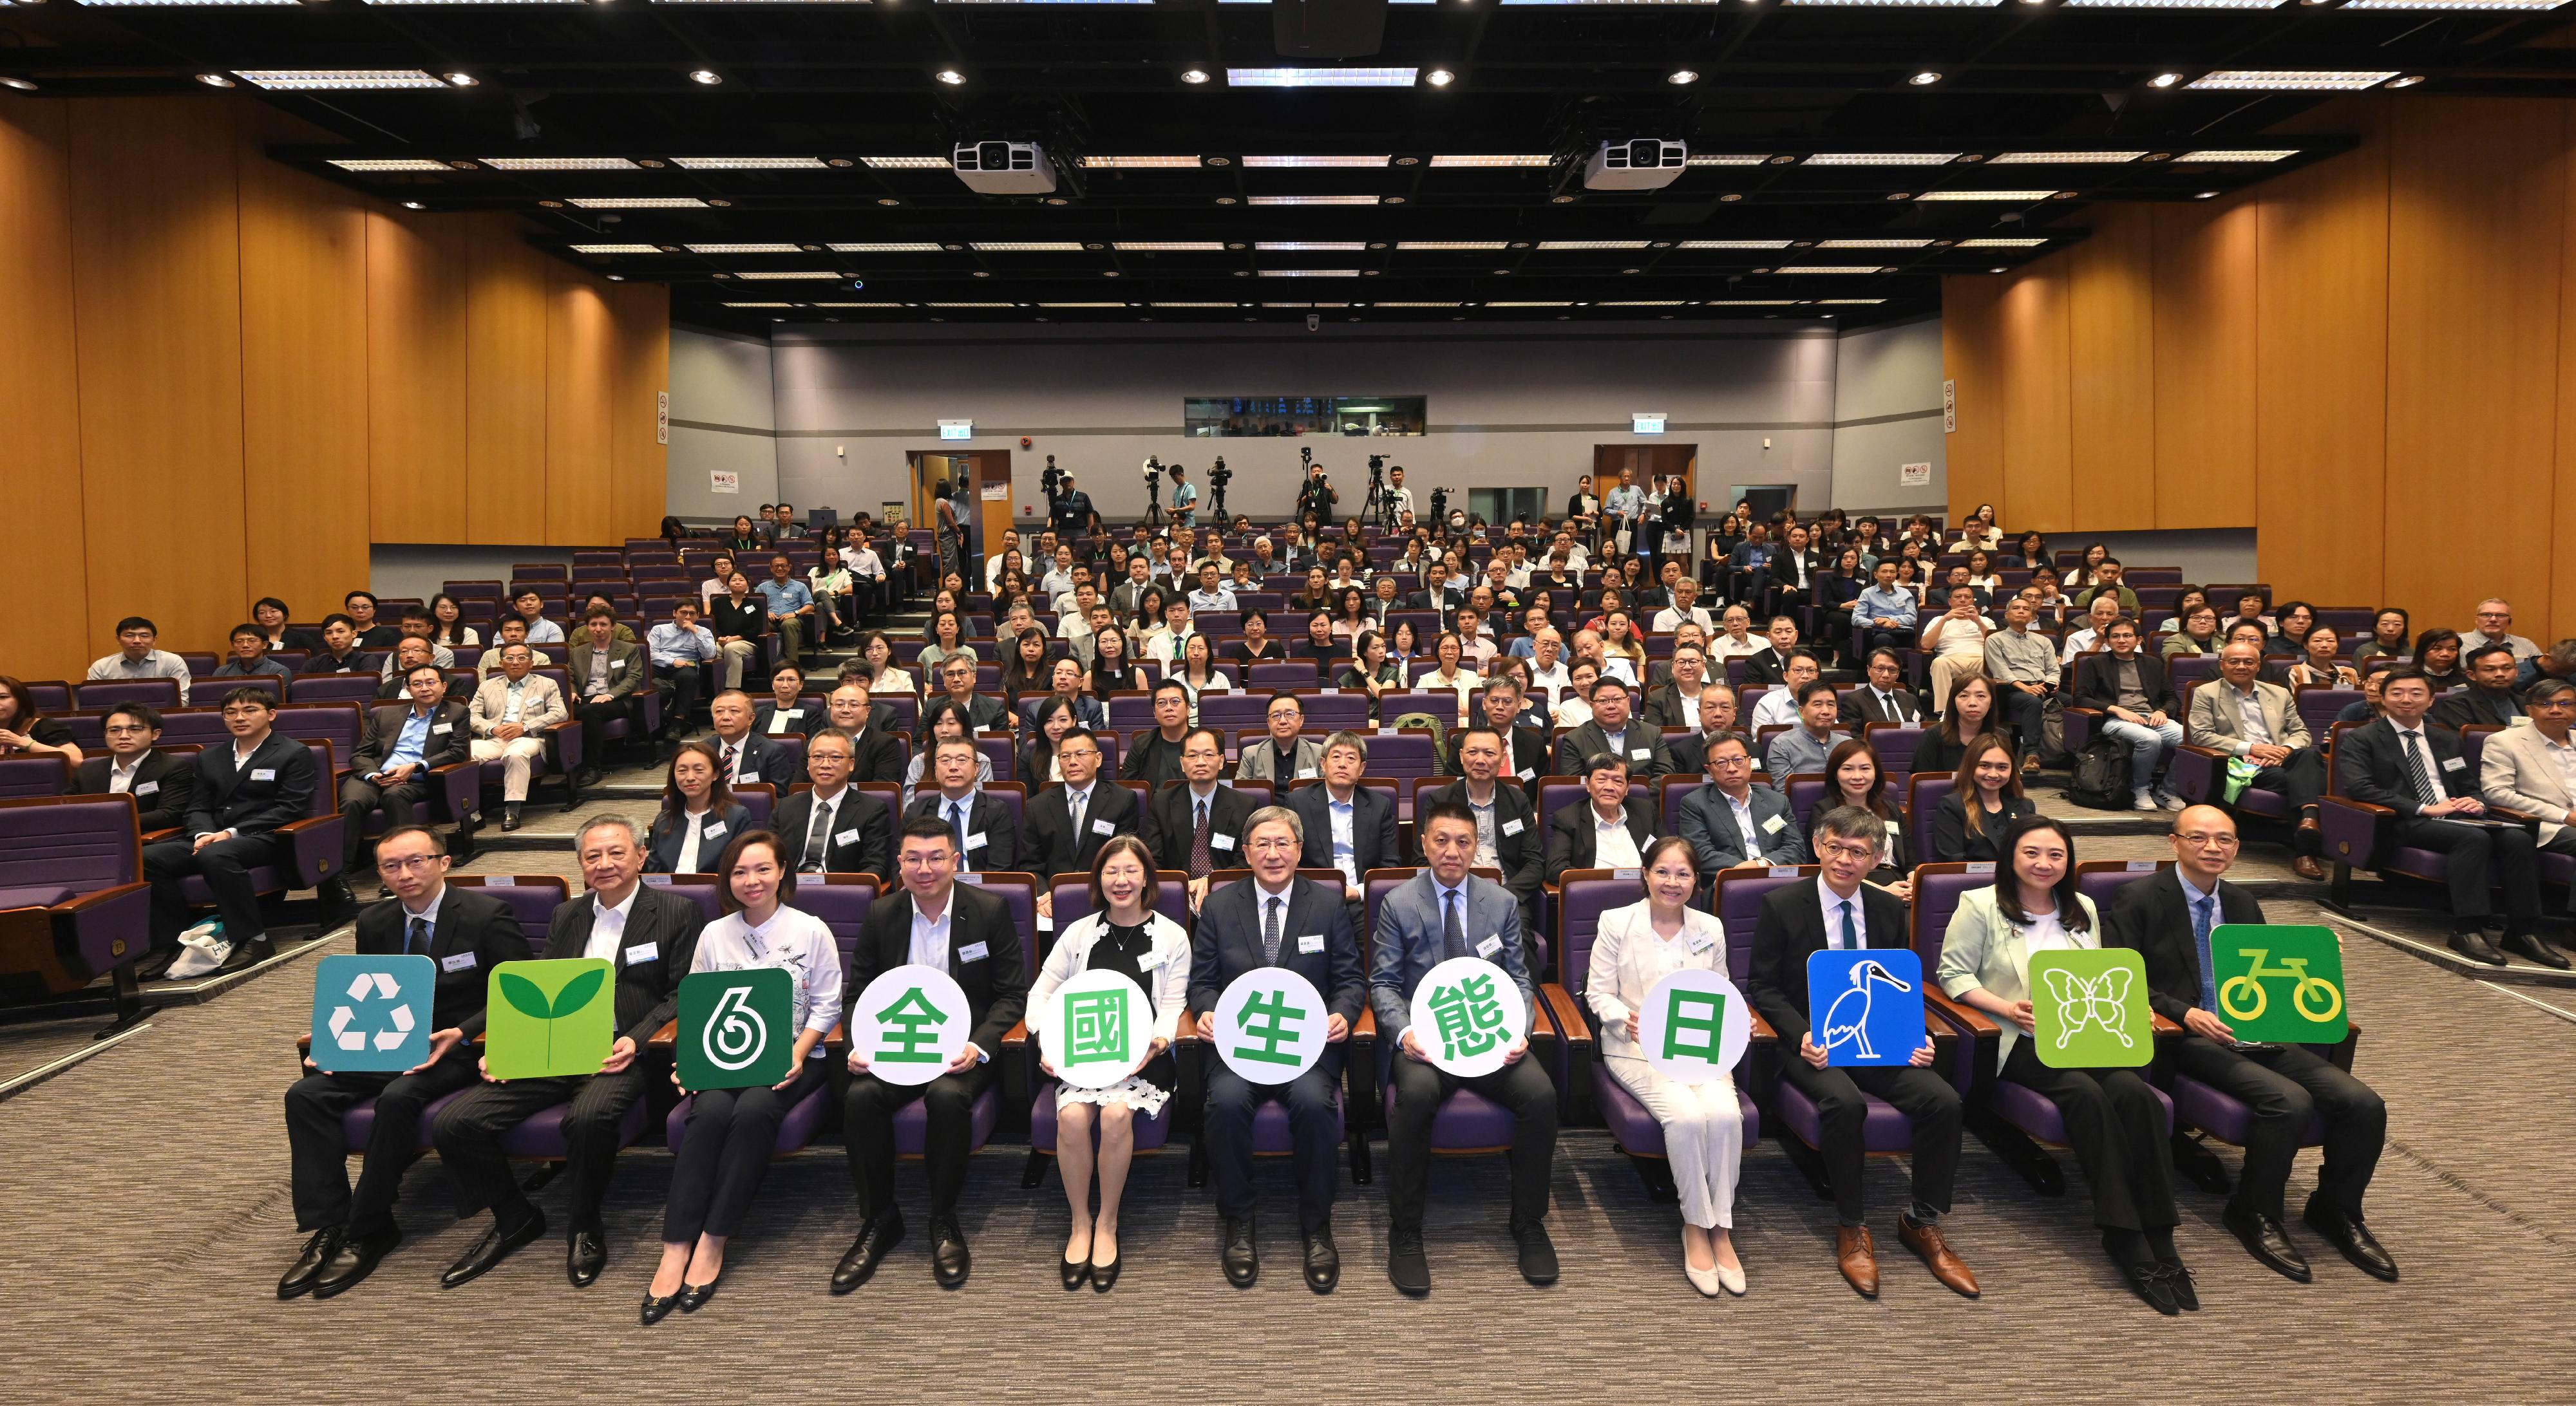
2389, 722, 2448, 810
798, 788, 848, 872
1593, 807, 1643, 869
675, 804, 714, 874
1817, 878, 1866, 950
582, 886, 638, 962
908, 893, 954, 970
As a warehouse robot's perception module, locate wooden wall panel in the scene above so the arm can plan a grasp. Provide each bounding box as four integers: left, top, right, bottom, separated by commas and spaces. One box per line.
2557, 102, 2576, 649
462, 214, 549, 546
0, 105, 91, 682
2383, 98, 2562, 640
1997, 263, 2074, 532
1939, 274, 2004, 523
2255, 105, 2391, 613
2150, 198, 2260, 530
68, 98, 248, 651
608, 281, 672, 541
367, 206, 468, 543
544, 267, 615, 545
236, 104, 370, 615
2065, 207, 2155, 531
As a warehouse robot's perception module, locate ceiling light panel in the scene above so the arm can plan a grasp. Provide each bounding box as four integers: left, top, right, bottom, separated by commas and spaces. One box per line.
1257, 241, 1366, 250
1115, 242, 1227, 252
1819, 238, 1932, 248
1227, 68, 1419, 87
1804, 153, 1959, 166
1774, 265, 1890, 274
1258, 269, 1362, 277
79, 0, 298, 6
2188, 70, 2400, 89
670, 156, 828, 169
688, 243, 802, 254
1707, 299, 1797, 305
330, 158, 455, 172
2344, 0, 2563, 7
483, 156, 641, 171
1599, 301, 1687, 306
1680, 239, 1795, 248
572, 243, 663, 254
927, 302, 1014, 308
1988, 151, 2147, 164
569, 196, 708, 208
1150, 303, 1241, 308
1781, 0, 1999, 6
1537, 240, 1651, 249
1487, 301, 1573, 306
1429, 155, 1552, 167
971, 242, 1086, 252
730, 271, 844, 279
1686, 155, 1770, 166
1249, 195, 1381, 205
722, 302, 795, 308
1959, 238, 2048, 247
861, 156, 951, 169
2063, 0, 2281, 6
1083, 156, 1202, 169
1242, 155, 1390, 168
1039, 303, 1129, 308
236, 70, 448, 89
2176, 149, 2298, 162
1374, 302, 1466, 307
829, 243, 947, 252
1913, 189, 2063, 201
1397, 241, 1510, 250
1816, 299, 1889, 305
811, 303, 909, 308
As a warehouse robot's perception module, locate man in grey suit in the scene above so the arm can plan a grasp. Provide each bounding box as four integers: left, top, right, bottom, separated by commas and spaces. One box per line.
1552, 675, 1671, 779
1235, 693, 1327, 783
2479, 677, 2576, 952
2186, 641, 2329, 880
1681, 733, 1806, 873
1372, 801, 1558, 1296
1189, 807, 1366, 1292
565, 608, 645, 788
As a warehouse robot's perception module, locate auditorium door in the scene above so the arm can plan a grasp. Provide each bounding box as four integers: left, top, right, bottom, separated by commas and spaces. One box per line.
906, 450, 1013, 565
1593, 444, 1696, 500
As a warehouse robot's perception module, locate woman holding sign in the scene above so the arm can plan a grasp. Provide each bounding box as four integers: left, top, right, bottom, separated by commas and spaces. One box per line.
1935, 816, 2191, 1315
1587, 836, 1748, 1297
1025, 835, 1189, 1291
647, 831, 840, 1325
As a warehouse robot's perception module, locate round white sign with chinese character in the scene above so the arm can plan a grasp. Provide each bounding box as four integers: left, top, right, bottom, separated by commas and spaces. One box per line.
1040, 966, 1155, 1091
849, 964, 971, 1087
1635, 967, 1752, 1085
1213, 968, 1331, 1086
1406, 955, 1529, 1078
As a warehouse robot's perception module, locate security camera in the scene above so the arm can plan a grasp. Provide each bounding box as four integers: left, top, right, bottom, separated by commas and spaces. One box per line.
1305, 312, 1320, 332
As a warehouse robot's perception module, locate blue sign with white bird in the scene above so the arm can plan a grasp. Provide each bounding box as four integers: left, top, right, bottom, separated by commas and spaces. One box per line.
1806, 948, 1926, 1068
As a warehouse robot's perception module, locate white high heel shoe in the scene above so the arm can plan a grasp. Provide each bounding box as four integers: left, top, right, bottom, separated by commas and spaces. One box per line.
1684, 1228, 1725, 1297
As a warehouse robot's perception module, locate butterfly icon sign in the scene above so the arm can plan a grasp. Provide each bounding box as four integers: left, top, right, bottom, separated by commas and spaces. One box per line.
2029, 949, 2152, 1069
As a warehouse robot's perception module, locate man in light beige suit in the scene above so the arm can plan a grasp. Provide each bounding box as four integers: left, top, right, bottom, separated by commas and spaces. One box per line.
2480, 677, 2576, 946
2186, 642, 2327, 880
469, 642, 567, 831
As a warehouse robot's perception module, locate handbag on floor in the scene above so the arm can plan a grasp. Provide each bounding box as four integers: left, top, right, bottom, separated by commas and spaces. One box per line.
163, 919, 232, 980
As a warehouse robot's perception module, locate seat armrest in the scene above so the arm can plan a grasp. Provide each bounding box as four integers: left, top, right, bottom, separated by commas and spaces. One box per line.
647, 1018, 678, 1049
2150, 1013, 2184, 1038
822, 1021, 848, 1051
1346, 1007, 1378, 1120
428, 760, 482, 823
1921, 995, 1992, 1097
142, 827, 179, 846
999, 1018, 1033, 1102
1747, 1011, 1777, 1044
1536, 984, 1593, 1054
1923, 988, 1999, 1036
1538, 982, 1593, 1119
276, 814, 346, 888
54, 880, 146, 916
2318, 796, 2392, 871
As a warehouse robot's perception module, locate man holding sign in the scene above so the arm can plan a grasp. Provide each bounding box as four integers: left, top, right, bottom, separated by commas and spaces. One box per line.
836, 818, 1027, 1292
2106, 805, 2395, 1284
1371, 801, 1558, 1296
279, 826, 530, 1300
1190, 806, 1365, 1291
1747, 806, 1973, 1300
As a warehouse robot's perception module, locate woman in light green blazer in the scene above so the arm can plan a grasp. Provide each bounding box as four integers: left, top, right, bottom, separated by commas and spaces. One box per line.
1936, 815, 2193, 1315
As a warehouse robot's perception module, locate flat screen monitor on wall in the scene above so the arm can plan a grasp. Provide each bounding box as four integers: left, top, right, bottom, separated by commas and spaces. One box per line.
1183, 395, 1425, 438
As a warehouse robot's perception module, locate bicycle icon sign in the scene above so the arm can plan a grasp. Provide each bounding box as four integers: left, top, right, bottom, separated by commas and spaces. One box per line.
2208, 924, 2348, 1044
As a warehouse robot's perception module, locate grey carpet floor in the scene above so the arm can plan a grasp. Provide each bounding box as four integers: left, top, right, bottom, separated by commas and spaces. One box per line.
5, 783, 2574, 1403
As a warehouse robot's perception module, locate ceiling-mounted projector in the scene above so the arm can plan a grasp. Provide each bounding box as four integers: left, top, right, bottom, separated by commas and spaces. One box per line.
952, 140, 1057, 195
1584, 138, 1687, 191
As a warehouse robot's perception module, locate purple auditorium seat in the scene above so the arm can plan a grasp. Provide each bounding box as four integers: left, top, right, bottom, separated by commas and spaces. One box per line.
1862, 723, 1924, 784
1906, 775, 1955, 868
876, 693, 918, 737
640, 875, 726, 923
75, 678, 182, 711
1198, 693, 1269, 733
1108, 695, 1157, 731
1249, 661, 1320, 689
1298, 694, 1370, 732
971, 735, 1015, 787
0, 756, 68, 798
2295, 687, 2360, 743
176, 740, 347, 917
213, 675, 286, 706
24, 682, 73, 713
1370, 692, 1455, 729
1785, 777, 1832, 826
1658, 776, 1699, 838
0, 794, 155, 1026
2168, 655, 2219, 695
287, 675, 380, 706
1048, 874, 1191, 933
733, 783, 777, 830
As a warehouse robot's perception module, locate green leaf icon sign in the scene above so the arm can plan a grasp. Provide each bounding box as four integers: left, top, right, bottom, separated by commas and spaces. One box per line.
498, 971, 551, 1021
498, 966, 609, 1064
550, 966, 607, 1018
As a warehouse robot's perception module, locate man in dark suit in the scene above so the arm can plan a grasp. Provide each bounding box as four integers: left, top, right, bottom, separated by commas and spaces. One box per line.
1421, 724, 1544, 942
903, 734, 1017, 872
706, 689, 798, 789
1284, 731, 1399, 912
1839, 649, 1926, 727
73, 702, 194, 834
2073, 619, 2184, 807
2335, 665, 2545, 965
1741, 616, 1804, 688
1553, 676, 1672, 780
1191, 806, 1367, 1290
1019, 657, 1108, 734
1639, 642, 1715, 731
775, 727, 897, 879
1663, 680, 1742, 782
1120, 680, 1194, 789
2105, 807, 2395, 1284
334, 664, 471, 897
835, 818, 1028, 1292
277, 825, 531, 1300
1679, 732, 1805, 872
2429, 643, 2528, 734
298, 614, 381, 676
565, 610, 645, 787
1141, 727, 1256, 912
140, 687, 317, 973
1746, 805, 1974, 1301
1023, 729, 1141, 914
927, 655, 1008, 736
817, 678, 910, 785
1444, 678, 1549, 801
1544, 753, 1657, 886
431, 814, 705, 1289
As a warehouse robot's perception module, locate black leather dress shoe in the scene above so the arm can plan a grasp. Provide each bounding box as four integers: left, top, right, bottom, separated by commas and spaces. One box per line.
2157, 1261, 2201, 1311
441, 1209, 546, 1289
2304, 1201, 2400, 1282
931, 1217, 971, 1288
1221, 1216, 1258, 1288
1089, 1249, 1121, 1293
677, 1266, 723, 1313
2117, 1258, 2181, 1315
1060, 1254, 1090, 1291
312, 1227, 401, 1299
1387, 1228, 1430, 1296
2506, 933, 2572, 970
133, 948, 179, 982
831, 1212, 905, 1295
2451, 932, 2509, 966
500, 803, 524, 832
1302, 1227, 1340, 1293
1510, 1218, 1559, 1286
567, 1230, 607, 1288
278, 1228, 339, 1300
639, 1291, 680, 1326
2224, 1207, 2312, 1282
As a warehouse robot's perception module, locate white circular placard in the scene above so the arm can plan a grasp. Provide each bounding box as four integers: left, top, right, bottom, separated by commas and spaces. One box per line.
1213, 968, 1331, 1086
1039, 966, 1155, 1090
1405, 955, 1528, 1078
1634, 967, 1752, 1084
849, 964, 971, 1087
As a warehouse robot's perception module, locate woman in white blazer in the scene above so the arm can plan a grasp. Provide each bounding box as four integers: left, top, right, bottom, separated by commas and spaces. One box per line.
1025, 834, 1190, 1291
1586, 836, 1747, 1297
1935, 815, 2191, 1313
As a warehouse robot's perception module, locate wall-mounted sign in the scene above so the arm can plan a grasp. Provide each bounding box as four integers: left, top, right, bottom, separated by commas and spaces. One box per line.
657, 390, 670, 445
1900, 462, 1931, 487
1632, 413, 1667, 435
709, 470, 740, 495
1942, 379, 1956, 433
938, 419, 974, 441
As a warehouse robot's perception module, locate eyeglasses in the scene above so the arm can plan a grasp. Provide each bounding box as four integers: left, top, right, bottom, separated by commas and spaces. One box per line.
1821, 841, 1880, 862
2174, 832, 2240, 848
377, 854, 442, 874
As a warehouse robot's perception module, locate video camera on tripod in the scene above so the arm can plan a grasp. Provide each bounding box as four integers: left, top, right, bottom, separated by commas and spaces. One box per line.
1040, 454, 1066, 502
1206, 455, 1231, 519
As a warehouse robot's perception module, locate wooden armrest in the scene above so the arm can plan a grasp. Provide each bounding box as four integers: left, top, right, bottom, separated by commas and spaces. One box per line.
1537, 983, 1592, 1051
999, 1018, 1030, 1049
2328, 796, 2398, 818
822, 1021, 848, 1051
1924, 988, 2000, 1036
296, 1033, 312, 1053
142, 827, 178, 845
1171, 1011, 1204, 1046
2178, 744, 2229, 760
1747, 1011, 1778, 1044
2485, 805, 2541, 823
2150, 1013, 2184, 1037
647, 1018, 678, 1049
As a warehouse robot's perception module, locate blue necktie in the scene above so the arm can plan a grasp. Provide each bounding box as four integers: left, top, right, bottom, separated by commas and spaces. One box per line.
1441, 889, 1467, 961
2192, 893, 2220, 1016
948, 800, 967, 856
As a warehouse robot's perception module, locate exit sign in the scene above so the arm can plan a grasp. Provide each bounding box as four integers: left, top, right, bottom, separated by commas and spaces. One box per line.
938, 420, 974, 441
1632, 413, 1666, 435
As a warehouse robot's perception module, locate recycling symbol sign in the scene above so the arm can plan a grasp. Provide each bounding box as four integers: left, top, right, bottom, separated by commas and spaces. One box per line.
310, 954, 437, 1073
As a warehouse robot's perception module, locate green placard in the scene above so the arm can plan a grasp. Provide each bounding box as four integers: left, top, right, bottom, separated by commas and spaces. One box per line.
484, 958, 616, 1079
2029, 948, 2153, 1069
2208, 923, 2349, 1045
676, 968, 795, 1091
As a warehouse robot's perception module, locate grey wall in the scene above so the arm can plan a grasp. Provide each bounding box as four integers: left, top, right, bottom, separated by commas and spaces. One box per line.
668, 324, 780, 521
1830, 314, 1947, 512
370, 545, 569, 604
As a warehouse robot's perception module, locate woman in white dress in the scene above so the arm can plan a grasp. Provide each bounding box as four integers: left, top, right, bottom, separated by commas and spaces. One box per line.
1025, 835, 1189, 1291
1586, 836, 1748, 1297
645, 830, 840, 1324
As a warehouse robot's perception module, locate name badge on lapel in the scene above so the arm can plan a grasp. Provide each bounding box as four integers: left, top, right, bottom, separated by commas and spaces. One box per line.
623, 942, 659, 964
703, 822, 728, 840
1501, 818, 1525, 838
835, 829, 860, 847
440, 951, 477, 973
1475, 935, 1504, 959
1090, 818, 1117, 836
251, 768, 277, 782
1298, 933, 1325, 955
1210, 832, 1236, 851
135, 782, 159, 796
432, 723, 453, 734
958, 941, 990, 964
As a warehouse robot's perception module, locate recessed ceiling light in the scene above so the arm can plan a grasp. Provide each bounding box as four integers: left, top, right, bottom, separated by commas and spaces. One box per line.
1537, 240, 1650, 250
2195, 189, 2220, 199
1083, 155, 1202, 169
732, 271, 844, 280
237, 69, 446, 90
443, 73, 477, 87
572, 243, 661, 254
877, 198, 903, 207
332, 158, 453, 172
538, 200, 564, 209
1244, 155, 1390, 168
1989, 151, 2146, 164
1990, 267, 2007, 273
972, 241, 1085, 252
1258, 269, 1361, 277
2385, 73, 2426, 86
1775, 265, 1890, 274
605, 274, 625, 281
722, 303, 794, 309
1960, 238, 2047, 247
688, 69, 723, 85
2, 77, 39, 92
1426, 154, 1549, 169
1492, 268, 1510, 275
2177, 149, 2297, 162
934, 69, 966, 85
1424, 68, 1455, 86
1215, 196, 1240, 205
861, 156, 950, 169
1807, 152, 1959, 166
1667, 69, 1700, 84
1258, 241, 1367, 250
2150, 72, 2184, 88
1398, 241, 1510, 250
1551, 194, 1578, 204
1680, 239, 1794, 248
482, 157, 640, 171
1687, 155, 1770, 166
672, 156, 828, 170
2188, 70, 2400, 90
1227, 67, 1419, 88
402, 201, 428, 211
1909, 71, 1942, 85
1819, 238, 1933, 248
1180, 68, 1211, 84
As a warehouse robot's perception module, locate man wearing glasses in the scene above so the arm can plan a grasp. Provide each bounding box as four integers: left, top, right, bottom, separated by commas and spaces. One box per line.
72, 702, 194, 834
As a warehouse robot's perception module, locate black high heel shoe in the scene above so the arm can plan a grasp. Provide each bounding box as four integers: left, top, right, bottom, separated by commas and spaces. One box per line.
1060, 1255, 1091, 1290
640, 1291, 681, 1326
677, 1266, 724, 1313
1090, 1246, 1122, 1293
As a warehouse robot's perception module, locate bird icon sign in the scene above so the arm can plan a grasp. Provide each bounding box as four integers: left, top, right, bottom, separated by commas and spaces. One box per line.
308, 954, 437, 1073
1806, 948, 1926, 1067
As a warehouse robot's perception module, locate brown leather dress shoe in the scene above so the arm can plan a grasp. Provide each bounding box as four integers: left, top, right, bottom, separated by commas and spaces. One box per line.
1898, 1213, 1980, 1298
1835, 1224, 1879, 1298
2293, 854, 2327, 881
